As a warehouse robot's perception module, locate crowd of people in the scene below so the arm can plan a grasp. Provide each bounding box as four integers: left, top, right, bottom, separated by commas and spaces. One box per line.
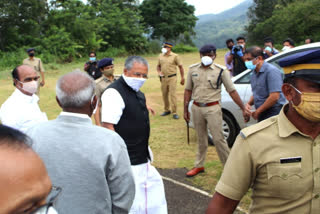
0, 36, 319, 214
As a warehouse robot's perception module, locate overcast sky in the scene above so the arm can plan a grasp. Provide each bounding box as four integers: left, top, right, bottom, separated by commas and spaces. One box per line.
186, 0, 246, 16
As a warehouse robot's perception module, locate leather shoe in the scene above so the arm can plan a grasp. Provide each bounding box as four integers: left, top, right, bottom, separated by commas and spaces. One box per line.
160, 111, 171, 116
186, 167, 205, 177
173, 114, 179, 119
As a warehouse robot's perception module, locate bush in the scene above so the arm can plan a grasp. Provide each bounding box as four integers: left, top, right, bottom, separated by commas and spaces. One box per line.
98, 47, 127, 58
172, 44, 198, 53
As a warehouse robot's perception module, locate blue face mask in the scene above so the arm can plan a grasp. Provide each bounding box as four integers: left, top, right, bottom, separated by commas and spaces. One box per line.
89, 57, 96, 61
245, 60, 256, 70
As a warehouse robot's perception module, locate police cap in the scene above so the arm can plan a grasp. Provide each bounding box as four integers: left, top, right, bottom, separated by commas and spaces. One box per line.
26, 48, 35, 53
163, 42, 174, 48
98, 58, 113, 69
278, 49, 320, 84
200, 44, 216, 55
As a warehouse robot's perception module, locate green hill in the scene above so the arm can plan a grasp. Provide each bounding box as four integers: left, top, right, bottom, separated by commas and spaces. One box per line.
193, 0, 253, 48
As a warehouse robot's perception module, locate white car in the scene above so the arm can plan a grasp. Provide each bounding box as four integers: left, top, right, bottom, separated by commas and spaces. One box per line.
189, 42, 320, 147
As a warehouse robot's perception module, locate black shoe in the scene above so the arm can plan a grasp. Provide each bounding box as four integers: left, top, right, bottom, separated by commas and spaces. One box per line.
173, 114, 179, 119
160, 111, 171, 116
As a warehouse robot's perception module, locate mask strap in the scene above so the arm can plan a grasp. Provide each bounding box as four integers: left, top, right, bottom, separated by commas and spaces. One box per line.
290, 84, 302, 95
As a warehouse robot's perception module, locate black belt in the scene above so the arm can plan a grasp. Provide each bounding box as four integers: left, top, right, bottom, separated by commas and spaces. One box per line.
162, 74, 176, 78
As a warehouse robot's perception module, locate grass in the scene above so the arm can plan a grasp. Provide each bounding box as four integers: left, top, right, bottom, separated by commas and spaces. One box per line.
0, 49, 251, 211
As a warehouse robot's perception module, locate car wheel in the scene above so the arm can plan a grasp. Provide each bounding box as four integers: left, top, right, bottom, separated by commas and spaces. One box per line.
222, 113, 239, 148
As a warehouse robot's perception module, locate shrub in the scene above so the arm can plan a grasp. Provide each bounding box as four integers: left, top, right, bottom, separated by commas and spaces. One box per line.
172, 44, 198, 53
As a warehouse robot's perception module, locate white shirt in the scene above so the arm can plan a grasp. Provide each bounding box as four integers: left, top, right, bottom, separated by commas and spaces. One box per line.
0, 89, 48, 133
101, 88, 125, 124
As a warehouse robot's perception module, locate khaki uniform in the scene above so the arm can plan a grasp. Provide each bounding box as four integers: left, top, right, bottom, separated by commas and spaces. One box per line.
216, 105, 320, 213
157, 52, 182, 114
23, 57, 45, 95
185, 63, 235, 166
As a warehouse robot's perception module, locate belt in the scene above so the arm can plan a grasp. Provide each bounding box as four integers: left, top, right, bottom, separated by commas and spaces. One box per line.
193, 101, 219, 107
162, 74, 177, 78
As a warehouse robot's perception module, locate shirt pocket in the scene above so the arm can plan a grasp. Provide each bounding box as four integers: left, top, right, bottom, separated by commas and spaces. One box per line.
266, 162, 304, 199
191, 73, 200, 85
207, 73, 217, 89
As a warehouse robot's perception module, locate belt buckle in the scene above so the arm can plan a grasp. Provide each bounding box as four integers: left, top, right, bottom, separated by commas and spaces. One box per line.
198, 102, 207, 107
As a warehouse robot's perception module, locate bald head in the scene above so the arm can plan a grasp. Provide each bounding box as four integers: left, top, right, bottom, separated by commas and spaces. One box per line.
56, 71, 95, 109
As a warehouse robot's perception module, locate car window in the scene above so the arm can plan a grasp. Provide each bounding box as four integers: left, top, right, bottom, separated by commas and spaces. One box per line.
234, 71, 252, 84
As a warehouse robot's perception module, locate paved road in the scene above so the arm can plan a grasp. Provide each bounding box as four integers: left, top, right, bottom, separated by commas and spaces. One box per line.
158, 168, 245, 214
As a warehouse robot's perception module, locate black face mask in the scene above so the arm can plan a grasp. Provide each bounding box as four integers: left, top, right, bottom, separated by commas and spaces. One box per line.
28, 53, 35, 57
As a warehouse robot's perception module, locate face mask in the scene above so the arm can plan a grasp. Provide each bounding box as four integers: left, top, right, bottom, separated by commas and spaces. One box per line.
89, 57, 96, 61
17, 80, 38, 94
123, 74, 146, 92
265, 46, 272, 52
245, 59, 257, 70
291, 85, 320, 122
28, 52, 35, 57
240, 44, 244, 48
161, 48, 167, 54
282, 46, 291, 51
91, 94, 99, 115
201, 56, 213, 66
102, 68, 114, 76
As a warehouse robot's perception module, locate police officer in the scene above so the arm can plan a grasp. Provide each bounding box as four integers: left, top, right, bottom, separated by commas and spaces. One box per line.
207, 49, 320, 214
94, 58, 118, 126
157, 42, 185, 119
183, 44, 249, 177
22, 48, 45, 96
84, 51, 102, 80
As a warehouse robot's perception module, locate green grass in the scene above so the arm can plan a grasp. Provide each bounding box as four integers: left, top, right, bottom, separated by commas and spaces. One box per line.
0, 49, 251, 211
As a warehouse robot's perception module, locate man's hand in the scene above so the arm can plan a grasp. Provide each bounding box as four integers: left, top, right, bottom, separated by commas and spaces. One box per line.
40, 80, 45, 87
158, 71, 164, 77
252, 109, 261, 120
180, 78, 185, 85
147, 104, 156, 116
184, 110, 190, 122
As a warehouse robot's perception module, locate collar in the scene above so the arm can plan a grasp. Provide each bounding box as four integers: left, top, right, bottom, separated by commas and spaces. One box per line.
14, 88, 39, 103
60, 111, 91, 119
278, 104, 308, 138
200, 63, 215, 70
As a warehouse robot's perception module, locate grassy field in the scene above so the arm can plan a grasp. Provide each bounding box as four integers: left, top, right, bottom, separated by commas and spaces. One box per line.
0, 49, 251, 211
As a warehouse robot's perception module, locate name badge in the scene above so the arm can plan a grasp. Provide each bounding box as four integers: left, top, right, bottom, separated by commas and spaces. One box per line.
280, 156, 302, 164
192, 74, 198, 77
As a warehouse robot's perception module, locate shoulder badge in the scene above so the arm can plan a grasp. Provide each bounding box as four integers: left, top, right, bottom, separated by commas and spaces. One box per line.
189, 62, 201, 68
240, 117, 277, 139
95, 76, 103, 83
214, 63, 226, 70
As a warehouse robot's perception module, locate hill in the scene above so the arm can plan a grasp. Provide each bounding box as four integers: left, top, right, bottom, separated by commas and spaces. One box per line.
193, 0, 253, 48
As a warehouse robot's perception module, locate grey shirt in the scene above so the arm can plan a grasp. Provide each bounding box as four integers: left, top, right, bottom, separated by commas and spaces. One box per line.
27, 113, 135, 214
250, 62, 286, 109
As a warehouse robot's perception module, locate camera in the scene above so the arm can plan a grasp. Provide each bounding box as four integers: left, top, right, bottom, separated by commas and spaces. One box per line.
233, 45, 243, 52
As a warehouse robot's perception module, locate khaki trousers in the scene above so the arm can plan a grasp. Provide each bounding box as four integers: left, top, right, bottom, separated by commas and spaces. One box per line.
191, 104, 230, 167
161, 76, 177, 114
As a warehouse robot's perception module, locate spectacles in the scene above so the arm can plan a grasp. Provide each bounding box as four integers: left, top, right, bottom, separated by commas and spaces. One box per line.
133, 72, 148, 79
31, 186, 62, 214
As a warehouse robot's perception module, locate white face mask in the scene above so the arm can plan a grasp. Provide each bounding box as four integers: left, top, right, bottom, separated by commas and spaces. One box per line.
17, 80, 38, 94
201, 56, 213, 66
282, 46, 291, 51
240, 44, 245, 48
161, 48, 167, 54
123, 74, 146, 92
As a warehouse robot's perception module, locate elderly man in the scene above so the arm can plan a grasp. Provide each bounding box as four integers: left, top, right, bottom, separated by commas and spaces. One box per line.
23, 48, 45, 95
206, 49, 320, 214
101, 56, 167, 214
0, 65, 48, 133
244, 46, 286, 122
27, 71, 135, 214
0, 125, 59, 214
157, 42, 185, 119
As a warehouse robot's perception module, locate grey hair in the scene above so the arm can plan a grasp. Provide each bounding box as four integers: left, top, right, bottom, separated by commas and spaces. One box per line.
124, 56, 149, 71
56, 71, 96, 108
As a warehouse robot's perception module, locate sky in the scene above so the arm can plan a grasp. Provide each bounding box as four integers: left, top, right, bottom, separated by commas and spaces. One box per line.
185, 0, 247, 16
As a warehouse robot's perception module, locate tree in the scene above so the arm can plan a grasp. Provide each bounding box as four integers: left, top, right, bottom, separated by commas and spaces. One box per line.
139, 0, 197, 41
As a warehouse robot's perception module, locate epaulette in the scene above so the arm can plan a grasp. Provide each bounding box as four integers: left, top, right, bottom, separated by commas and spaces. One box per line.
239, 117, 277, 139
95, 76, 103, 83
189, 63, 201, 68
214, 63, 226, 70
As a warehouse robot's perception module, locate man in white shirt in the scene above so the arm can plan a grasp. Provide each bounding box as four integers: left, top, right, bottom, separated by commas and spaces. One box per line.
0, 65, 47, 133
101, 56, 167, 214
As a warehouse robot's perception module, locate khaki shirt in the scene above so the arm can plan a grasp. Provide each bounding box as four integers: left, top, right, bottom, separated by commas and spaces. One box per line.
95, 75, 118, 102
185, 63, 235, 103
157, 52, 182, 76
216, 104, 320, 214
23, 57, 45, 73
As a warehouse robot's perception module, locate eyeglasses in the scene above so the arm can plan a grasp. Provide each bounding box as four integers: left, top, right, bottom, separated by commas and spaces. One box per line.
31, 186, 62, 214
133, 72, 148, 79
